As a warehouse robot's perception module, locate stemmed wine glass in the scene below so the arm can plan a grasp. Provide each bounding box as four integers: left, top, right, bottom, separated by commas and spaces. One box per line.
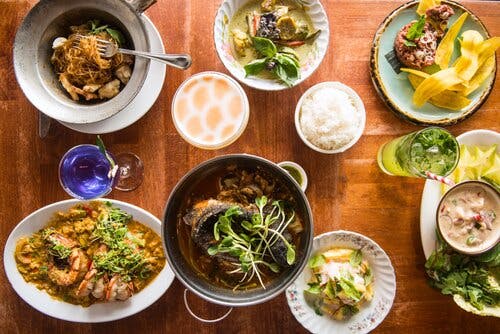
58, 137, 143, 199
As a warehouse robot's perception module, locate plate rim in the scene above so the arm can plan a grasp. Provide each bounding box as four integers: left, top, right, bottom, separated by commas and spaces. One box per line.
3, 198, 175, 323
369, 0, 496, 126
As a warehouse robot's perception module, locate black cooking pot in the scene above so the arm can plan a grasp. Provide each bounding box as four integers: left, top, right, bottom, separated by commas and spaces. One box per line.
162, 154, 313, 307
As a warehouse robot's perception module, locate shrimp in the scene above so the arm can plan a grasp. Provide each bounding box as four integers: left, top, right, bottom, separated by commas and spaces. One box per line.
48, 248, 88, 286
75, 268, 97, 297
92, 276, 107, 299
106, 275, 133, 301
76, 244, 107, 297
45, 232, 77, 249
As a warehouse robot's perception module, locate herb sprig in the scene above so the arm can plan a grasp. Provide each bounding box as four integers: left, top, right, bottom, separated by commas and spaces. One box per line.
91, 204, 151, 282
425, 234, 500, 311
42, 228, 72, 259
208, 196, 297, 290
244, 37, 300, 87
96, 135, 118, 179
88, 20, 126, 46
404, 15, 426, 47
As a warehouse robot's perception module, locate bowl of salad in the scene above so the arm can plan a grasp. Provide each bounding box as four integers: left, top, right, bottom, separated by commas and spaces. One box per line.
286, 230, 396, 334
214, 0, 330, 90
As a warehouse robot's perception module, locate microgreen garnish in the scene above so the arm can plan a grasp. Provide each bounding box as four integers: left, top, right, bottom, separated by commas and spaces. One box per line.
91, 206, 151, 281
96, 135, 118, 179
406, 15, 426, 42
244, 37, 300, 87
208, 196, 297, 290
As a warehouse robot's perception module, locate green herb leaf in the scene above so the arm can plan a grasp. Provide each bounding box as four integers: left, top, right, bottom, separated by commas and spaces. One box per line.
425, 236, 500, 311
252, 37, 277, 57
88, 20, 108, 35
213, 221, 220, 241
244, 58, 267, 77
341, 305, 359, 317
241, 220, 254, 231
255, 196, 268, 209
406, 15, 426, 41
96, 135, 116, 170
286, 244, 296, 265
272, 64, 293, 87
274, 54, 300, 86
308, 254, 326, 268
306, 283, 321, 294
207, 246, 219, 256
268, 262, 280, 273
349, 249, 363, 267
364, 267, 373, 285
403, 40, 417, 47
105, 28, 125, 46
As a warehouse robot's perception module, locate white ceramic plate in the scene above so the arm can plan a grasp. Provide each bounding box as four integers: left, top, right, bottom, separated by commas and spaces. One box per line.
60, 15, 166, 134
4, 199, 175, 323
286, 231, 396, 334
420, 129, 500, 259
214, 0, 330, 90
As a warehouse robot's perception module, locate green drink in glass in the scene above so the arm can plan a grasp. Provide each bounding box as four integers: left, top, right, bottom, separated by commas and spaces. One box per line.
377, 127, 459, 177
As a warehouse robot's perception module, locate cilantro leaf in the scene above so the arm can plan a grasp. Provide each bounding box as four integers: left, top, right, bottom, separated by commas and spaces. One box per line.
406, 15, 426, 41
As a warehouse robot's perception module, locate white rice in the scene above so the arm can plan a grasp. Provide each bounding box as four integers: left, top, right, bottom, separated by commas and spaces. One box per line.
299, 87, 361, 151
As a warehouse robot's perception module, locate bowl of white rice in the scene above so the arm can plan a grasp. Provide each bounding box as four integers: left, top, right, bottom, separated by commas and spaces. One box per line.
295, 82, 366, 154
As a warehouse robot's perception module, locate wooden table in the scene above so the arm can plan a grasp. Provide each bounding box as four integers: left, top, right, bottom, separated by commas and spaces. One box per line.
0, 0, 499, 333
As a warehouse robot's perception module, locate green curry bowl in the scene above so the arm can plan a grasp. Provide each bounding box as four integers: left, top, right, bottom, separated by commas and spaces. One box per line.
214, 0, 330, 90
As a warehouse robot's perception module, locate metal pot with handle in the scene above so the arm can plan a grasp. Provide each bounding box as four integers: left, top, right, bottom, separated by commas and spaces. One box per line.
14, 0, 176, 124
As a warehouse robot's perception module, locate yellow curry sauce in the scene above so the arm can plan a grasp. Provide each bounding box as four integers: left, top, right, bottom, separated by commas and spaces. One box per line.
14, 201, 165, 307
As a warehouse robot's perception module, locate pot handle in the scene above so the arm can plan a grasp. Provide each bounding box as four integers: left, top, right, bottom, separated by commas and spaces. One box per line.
123, 0, 157, 14
183, 289, 233, 323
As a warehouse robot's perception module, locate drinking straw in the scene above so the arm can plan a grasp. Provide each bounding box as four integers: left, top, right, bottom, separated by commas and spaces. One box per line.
425, 171, 456, 187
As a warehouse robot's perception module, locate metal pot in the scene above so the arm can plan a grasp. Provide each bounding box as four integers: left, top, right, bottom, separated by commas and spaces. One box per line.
14, 0, 156, 124
162, 154, 314, 308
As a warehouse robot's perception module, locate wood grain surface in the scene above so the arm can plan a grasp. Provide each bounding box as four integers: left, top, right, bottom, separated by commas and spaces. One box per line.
0, 0, 499, 333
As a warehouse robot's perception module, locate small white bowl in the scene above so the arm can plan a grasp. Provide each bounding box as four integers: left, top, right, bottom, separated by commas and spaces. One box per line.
295, 82, 366, 154
278, 161, 308, 192
214, 0, 330, 91
286, 230, 396, 334
295, 81, 366, 154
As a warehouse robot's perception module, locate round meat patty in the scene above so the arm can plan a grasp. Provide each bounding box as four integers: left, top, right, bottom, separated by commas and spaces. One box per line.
394, 21, 440, 69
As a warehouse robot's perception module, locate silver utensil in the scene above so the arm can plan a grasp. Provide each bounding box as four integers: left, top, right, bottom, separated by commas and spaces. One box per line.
75, 35, 192, 70
38, 112, 52, 138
